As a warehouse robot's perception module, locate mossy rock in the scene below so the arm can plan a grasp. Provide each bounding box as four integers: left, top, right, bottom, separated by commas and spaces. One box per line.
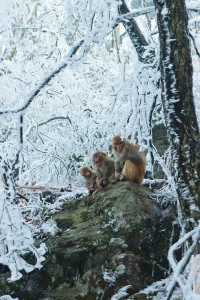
0, 182, 176, 300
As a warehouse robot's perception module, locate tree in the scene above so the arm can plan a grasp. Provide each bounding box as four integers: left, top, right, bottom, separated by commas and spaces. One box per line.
118, 0, 155, 64
154, 0, 200, 217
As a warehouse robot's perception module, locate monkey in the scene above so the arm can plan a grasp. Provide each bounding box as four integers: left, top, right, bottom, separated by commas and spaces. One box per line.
80, 167, 98, 195
112, 135, 146, 184
92, 152, 116, 188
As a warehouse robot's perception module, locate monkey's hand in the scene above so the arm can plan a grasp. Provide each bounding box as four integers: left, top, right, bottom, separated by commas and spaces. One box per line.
100, 178, 108, 187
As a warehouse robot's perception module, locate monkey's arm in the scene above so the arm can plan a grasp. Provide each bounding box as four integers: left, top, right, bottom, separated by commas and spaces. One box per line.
114, 160, 124, 180
126, 153, 143, 165
106, 159, 116, 183
115, 160, 123, 173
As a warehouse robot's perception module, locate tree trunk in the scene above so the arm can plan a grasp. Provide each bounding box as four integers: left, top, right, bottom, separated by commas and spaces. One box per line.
154, 0, 200, 214
118, 0, 169, 178
118, 0, 155, 63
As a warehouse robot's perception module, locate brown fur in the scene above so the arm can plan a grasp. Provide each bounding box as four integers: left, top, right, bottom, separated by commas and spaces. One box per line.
112, 136, 146, 184
80, 167, 98, 194
92, 152, 115, 188
122, 154, 146, 184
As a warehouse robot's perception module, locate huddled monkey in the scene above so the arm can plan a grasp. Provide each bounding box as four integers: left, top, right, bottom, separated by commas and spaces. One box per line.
112, 135, 146, 184
80, 136, 146, 194
92, 151, 115, 188
80, 167, 98, 195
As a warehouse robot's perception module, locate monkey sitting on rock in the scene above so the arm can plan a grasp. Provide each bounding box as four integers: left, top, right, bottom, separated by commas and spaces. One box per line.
92, 152, 116, 188
80, 136, 146, 194
80, 167, 98, 195
112, 135, 146, 184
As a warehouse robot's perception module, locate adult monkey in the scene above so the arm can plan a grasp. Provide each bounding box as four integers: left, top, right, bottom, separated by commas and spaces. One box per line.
112, 136, 146, 184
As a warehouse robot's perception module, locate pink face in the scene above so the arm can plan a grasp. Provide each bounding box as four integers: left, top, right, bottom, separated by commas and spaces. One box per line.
85, 171, 91, 178
114, 142, 123, 153
94, 155, 102, 167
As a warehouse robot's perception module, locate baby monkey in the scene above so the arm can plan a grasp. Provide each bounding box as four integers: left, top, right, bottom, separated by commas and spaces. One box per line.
112, 135, 146, 184
80, 167, 98, 195
92, 152, 115, 188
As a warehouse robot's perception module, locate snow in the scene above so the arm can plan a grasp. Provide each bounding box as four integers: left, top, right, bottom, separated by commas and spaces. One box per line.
111, 285, 132, 300
0, 1, 200, 298
0, 296, 19, 300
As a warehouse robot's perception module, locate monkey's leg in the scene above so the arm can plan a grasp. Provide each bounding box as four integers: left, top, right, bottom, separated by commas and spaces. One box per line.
96, 177, 105, 191
122, 160, 138, 182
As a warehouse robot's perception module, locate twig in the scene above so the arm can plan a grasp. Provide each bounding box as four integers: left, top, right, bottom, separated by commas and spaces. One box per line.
16, 192, 29, 201
116, 6, 155, 21
38, 116, 72, 127
189, 32, 200, 58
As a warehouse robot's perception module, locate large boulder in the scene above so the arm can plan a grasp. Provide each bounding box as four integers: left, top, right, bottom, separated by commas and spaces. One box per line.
0, 181, 176, 300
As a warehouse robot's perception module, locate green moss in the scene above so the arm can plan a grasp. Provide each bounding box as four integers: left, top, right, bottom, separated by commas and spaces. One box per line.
1, 181, 176, 300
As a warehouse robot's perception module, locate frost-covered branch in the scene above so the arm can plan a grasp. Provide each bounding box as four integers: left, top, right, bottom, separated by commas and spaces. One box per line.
38, 116, 72, 127
186, 0, 200, 12
118, 0, 155, 64
0, 40, 84, 116
116, 6, 155, 20
166, 226, 200, 300
0, 155, 46, 282
189, 32, 200, 58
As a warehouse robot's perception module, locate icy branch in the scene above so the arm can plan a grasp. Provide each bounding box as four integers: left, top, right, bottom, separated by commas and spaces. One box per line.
0, 40, 84, 116
166, 226, 200, 300
116, 6, 155, 21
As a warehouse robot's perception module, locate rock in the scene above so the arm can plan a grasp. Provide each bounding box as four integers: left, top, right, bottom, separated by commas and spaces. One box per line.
0, 181, 177, 300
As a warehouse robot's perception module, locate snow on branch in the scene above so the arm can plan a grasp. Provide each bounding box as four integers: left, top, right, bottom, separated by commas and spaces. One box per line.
0, 155, 47, 282
0, 296, 18, 300
0, 40, 84, 116
186, 0, 200, 12
189, 32, 200, 58
166, 226, 200, 300
38, 116, 72, 127
116, 6, 155, 21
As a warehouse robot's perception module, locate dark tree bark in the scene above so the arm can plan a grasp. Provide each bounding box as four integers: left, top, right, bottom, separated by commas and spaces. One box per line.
118, 0, 169, 178
154, 0, 200, 214
118, 0, 155, 63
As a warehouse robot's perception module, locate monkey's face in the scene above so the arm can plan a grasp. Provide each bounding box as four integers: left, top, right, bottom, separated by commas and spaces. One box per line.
94, 155, 103, 167
84, 170, 91, 178
80, 168, 91, 178
113, 142, 124, 153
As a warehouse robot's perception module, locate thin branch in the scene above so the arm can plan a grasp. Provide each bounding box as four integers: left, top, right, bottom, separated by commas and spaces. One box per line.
118, 0, 155, 64
116, 6, 155, 21
189, 32, 200, 58
38, 116, 72, 127
0, 40, 84, 116
166, 227, 200, 300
